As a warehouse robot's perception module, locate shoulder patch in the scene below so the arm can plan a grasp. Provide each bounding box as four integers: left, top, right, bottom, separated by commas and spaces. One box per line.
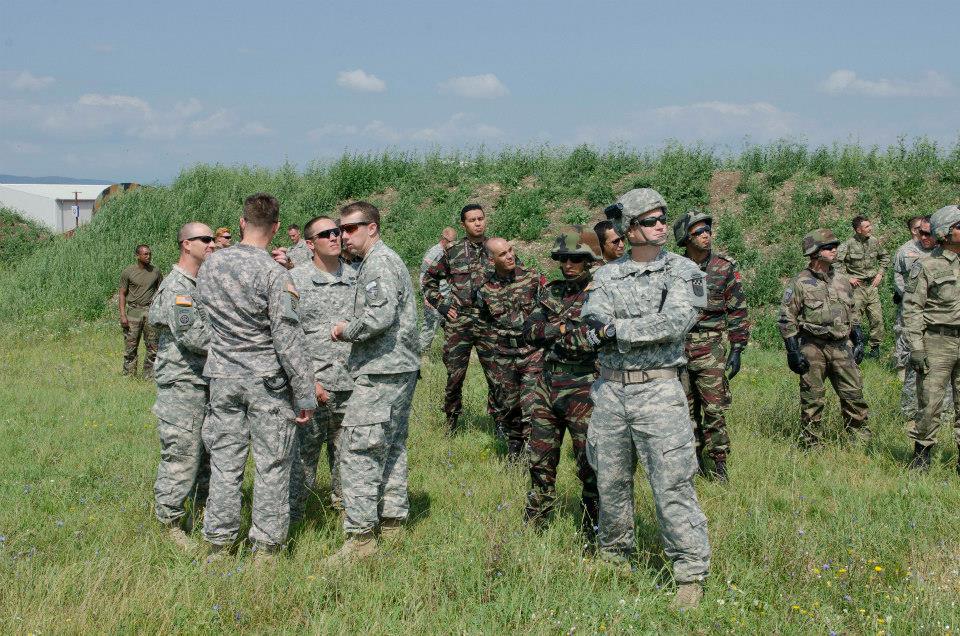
782, 286, 794, 304
174, 295, 193, 307
285, 282, 300, 299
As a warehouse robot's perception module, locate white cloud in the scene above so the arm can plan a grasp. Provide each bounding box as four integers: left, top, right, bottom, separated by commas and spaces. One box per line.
308, 113, 503, 144
238, 121, 272, 136
336, 69, 386, 93
4, 70, 55, 91
438, 73, 508, 99
574, 101, 797, 146
820, 69, 953, 97
78, 93, 151, 114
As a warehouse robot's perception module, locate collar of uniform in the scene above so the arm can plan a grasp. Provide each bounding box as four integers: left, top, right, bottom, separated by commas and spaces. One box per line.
611, 249, 667, 278
854, 234, 870, 244
684, 249, 711, 270
310, 260, 350, 285
171, 264, 196, 283
494, 265, 522, 282
359, 238, 385, 263
806, 266, 833, 282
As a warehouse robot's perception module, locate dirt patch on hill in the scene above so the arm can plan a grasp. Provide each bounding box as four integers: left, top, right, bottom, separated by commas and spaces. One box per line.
708, 171, 743, 213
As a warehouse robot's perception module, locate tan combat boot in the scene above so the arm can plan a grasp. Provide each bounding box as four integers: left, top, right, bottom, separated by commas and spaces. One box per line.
163, 522, 198, 552
379, 518, 405, 541
671, 582, 704, 610
251, 541, 281, 567
201, 541, 230, 566
323, 531, 378, 566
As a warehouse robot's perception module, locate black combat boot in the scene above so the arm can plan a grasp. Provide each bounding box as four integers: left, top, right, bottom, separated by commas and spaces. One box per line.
867, 345, 881, 360
445, 413, 459, 436
909, 442, 932, 471
506, 439, 525, 462
581, 498, 600, 545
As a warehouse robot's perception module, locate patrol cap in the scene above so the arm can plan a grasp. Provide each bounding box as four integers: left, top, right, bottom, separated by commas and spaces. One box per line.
930, 205, 960, 240
603, 188, 667, 235
802, 228, 840, 257
550, 225, 601, 261
672, 209, 713, 246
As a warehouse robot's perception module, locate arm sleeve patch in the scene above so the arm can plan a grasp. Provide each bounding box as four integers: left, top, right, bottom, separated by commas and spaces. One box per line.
174, 295, 193, 307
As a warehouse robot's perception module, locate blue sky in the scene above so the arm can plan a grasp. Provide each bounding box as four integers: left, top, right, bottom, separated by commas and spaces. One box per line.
1, 0, 958, 182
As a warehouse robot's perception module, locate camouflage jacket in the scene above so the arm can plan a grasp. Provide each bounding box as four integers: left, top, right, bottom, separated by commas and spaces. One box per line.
523, 272, 597, 366
684, 250, 750, 346
419, 242, 450, 301
777, 265, 859, 341
836, 235, 889, 280
582, 251, 705, 371
342, 239, 421, 376
476, 265, 545, 354
287, 239, 312, 268
148, 265, 209, 386
903, 247, 960, 352
197, 244, 317, 412
291, 259, 357, 392
893, 238, 934, 298
421, 237, 492, 317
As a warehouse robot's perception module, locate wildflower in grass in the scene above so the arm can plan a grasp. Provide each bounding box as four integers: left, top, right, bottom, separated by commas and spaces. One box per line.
874, 566, 883, 572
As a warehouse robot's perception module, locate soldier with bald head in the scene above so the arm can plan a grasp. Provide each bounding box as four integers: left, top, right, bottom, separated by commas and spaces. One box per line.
148, 222, 216, 551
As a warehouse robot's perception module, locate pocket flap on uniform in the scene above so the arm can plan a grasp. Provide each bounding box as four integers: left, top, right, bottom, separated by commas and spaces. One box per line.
803, 298, 825, 310
688, 510, 708, 529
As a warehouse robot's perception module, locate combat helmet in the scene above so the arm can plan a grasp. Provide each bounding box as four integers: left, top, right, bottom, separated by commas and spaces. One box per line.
672, 209, 713, 246
802, 229, 840, 257
550, 225, 601, 261
930, 205, 960, 240
603, 188, 668, 236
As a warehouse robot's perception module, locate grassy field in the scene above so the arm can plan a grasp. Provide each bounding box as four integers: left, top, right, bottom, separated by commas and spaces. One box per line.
3, 321, 960, 633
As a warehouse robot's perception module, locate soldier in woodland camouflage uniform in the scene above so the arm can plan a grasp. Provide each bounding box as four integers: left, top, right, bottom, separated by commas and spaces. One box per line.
476, 237, 545, 459
778, 229, 870, 448
522, 227, 600, 535
288, 216, 356, 522
903, 205, 960, 471
418, 227, 457, 354
327, 201, 421, 563
149, 222, 215, 551
583, 188, 710, 610
198, 193, 317, 562
422, 204, 498, 432
835, 216, 889, 359
672, 210, 749, 481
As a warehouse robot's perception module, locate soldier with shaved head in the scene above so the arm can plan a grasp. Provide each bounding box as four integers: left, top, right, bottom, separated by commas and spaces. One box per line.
120, 243, 163, 378
148, 222, 215, 551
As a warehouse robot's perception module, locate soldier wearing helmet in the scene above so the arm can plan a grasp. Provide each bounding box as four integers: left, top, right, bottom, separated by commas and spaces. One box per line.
835, 216, 890, 359
672, 210, 750, 481
903, 205, 960, 471
778, 229, 870, 448
582, 188, 711, 609
521, 227, 601, 537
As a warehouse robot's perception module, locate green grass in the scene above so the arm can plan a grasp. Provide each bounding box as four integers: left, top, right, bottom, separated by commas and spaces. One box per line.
2, 322, 960, 633
0, 207, 52, 268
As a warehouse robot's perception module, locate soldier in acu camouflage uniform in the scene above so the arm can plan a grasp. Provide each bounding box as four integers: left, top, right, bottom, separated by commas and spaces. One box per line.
197, 193, 317, 563
476, 237, 545, 459
903, 205, 960, 471
149, 222, 215, 551
672, 210, 749, 481
272, 223, 313, 270
327, 201, 421, 563
836, 216, 889, 359
288, 216, 357, 522
522, 227, 600, 536
422, 204, 498, 432
583, 188, 711, 610
778, 229, 870, 448
418, 227, 457, 354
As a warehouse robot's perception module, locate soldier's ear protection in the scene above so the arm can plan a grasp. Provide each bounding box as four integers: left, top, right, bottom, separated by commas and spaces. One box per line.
603, 202, 623, 221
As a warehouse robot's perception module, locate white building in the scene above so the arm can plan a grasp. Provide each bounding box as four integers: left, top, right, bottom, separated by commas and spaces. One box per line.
0, 183, 112, 233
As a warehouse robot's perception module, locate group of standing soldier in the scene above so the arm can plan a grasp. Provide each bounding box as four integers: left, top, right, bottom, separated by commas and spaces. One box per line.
124, 179, 960, 610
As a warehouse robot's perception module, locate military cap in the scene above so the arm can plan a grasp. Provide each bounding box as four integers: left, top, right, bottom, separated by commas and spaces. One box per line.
550, 225, 601, 261
802, 228, 840, 257
672, 209, 713, 246
930, 205, 960, 241
603, 188, 667, 235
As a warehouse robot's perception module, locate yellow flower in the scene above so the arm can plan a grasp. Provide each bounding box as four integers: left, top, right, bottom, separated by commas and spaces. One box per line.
874, 566, 883, 572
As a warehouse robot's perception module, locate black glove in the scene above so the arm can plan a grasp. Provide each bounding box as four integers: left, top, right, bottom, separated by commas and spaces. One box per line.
784, 336, 809, 375
584, 315, 616, 347
725, 344, 745, 380
850, 325, 865, 364
893, 290, 903, 305
436, 300, 453, 320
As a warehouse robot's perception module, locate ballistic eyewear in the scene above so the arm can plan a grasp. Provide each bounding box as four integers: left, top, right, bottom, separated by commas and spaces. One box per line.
609, 236, 624, 245
556, 254, 589, 263
818, 242, 840, 252
220, 235, 232, 240
918, 230, 932, 237
186, 235, 215, 244
339, 219, 373, 234
631, 214, 668, 228
689, 225, 712, 238
308, 227, 342, 240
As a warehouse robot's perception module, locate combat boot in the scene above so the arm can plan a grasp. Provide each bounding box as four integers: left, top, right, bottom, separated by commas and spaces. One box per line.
162, 521, 198, 552
251, 541, 281, 566
909, 443, 932, 471
867, 345, 881, 360
671, 582, 704, 610
323, 530, 378, 566
580, 498, 599, 543
695, 451, 706, 477
445, 414, 460, 436
201, 541, 230, 566
709, 459, 728, 483
506, 440, 527, 464
379, 517, 405, 541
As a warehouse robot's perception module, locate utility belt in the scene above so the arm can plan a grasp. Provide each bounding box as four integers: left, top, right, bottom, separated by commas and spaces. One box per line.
545, 360, 596, 375
799, 330, 848, 346
496, 334, 526, 349
599, 366, 678, 385
926, 324, 960, 338
686, 329, 724, 343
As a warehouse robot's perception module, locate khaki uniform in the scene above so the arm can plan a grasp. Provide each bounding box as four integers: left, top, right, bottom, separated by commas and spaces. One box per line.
778, 266, 870, 445
120, 263, 163, 377
903, 247, 960, 448
836, 235, 889, 349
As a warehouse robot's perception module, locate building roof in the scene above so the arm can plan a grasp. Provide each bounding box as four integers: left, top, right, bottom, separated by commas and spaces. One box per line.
0, 183, 112, 200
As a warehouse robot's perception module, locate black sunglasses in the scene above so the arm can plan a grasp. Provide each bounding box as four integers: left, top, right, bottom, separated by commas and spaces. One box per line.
556, 254, 589, 263
608, 236, 624, 245
918, 230, 932, 237
308, 227, 342, 240
632, 214, 668, 228
690, 225, 712, 237
187, 235, 215, 244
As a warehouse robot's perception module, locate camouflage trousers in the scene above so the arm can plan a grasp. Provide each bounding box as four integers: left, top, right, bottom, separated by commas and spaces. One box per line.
910, 332, 960, 448
153, 381, 210, 525
587, 375, 711, 583
679, 336, 731, 461
442, 314, 497, 421
122, 306, 157, 377
289, 390, 350, 522
893, 304, 909, 370
852, 285, 884, 349
488, 348, 543, 447
202, 377, 298, 548
896, 306, 954, 422
525, 365, 598, 521
418, 303, 442, 354
340, 372, 418, 535
798, 339, 870, 446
